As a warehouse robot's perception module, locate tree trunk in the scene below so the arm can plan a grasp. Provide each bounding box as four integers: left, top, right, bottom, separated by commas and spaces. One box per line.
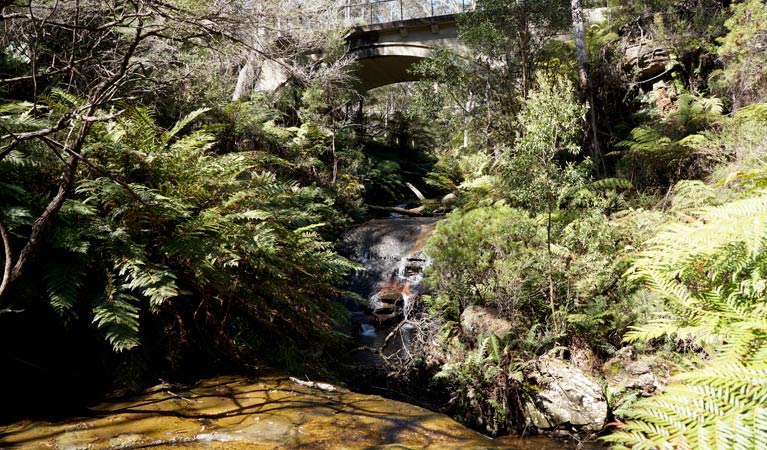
570, 0, 605, 174
0, 216, 12, 300
0, 122, 88, 305
571, 0, 588, 90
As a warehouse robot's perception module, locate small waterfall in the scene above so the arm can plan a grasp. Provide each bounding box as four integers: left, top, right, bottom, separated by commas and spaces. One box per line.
338, 217, 438, 364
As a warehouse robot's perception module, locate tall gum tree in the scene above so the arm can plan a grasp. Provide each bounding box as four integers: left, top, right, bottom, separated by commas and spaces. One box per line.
570, 0, 604, 173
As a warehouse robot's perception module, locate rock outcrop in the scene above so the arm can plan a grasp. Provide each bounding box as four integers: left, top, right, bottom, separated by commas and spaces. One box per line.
524, 353, 608, 433
623, 40, 670, 80
460, 305, 514, 339
603, 346, 669, 397
0, 375, 518, 450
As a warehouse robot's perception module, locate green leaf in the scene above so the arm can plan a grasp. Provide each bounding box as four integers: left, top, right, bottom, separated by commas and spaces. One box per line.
161, 107, 210, 145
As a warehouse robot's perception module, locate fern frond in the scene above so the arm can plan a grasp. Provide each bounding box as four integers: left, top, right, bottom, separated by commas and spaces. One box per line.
0, 205, 34, 228
92, 275, 141, 352
115, 258, 179, 310
610, 192, 767, 449
590, 177, 634, 191
161, 107, 210, 145
49, 88, 86, 108
45, 260, 85, 322
0, 149, 43, 168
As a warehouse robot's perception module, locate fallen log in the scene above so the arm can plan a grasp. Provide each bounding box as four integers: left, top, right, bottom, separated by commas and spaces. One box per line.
366, 204, 425, 216
289, 376, 337, 392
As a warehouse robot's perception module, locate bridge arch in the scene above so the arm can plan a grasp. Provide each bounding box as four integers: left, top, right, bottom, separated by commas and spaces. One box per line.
238, 14, 464, 96
352, 44, 432, 90
346, 14, 464, 91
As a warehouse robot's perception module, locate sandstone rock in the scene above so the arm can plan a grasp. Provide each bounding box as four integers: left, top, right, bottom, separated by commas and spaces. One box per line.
623, 41, 670, 80
523, 354, 607, 433
603, 346, 669, 397
460, 305, 514, 339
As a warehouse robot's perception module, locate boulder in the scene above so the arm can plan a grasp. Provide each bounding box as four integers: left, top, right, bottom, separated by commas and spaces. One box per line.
523, 353, 607, 433
603, 346, 669, 397
441, 192, 457, 204
623, 41, 670, 80
460, 305, 514, 339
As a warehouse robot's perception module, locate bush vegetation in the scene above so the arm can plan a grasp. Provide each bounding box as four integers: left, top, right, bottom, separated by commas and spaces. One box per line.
3, 1, 767, 448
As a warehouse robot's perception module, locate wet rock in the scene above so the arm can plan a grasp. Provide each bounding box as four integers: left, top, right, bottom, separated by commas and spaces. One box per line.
339, 217, 439, 301
524, 354, 607, 433
340, 217, 438, 325
460, 305, 514, 339
0, 375, 515, 450
372, 311, 401, 325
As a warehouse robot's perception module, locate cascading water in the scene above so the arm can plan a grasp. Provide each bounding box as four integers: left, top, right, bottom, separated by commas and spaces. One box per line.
338, 216, 438, 370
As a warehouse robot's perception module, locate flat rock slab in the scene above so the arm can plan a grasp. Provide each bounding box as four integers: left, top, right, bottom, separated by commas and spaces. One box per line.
0, 375, 513, 449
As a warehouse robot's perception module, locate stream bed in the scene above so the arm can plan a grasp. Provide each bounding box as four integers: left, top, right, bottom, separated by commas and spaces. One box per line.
0, 374, 603, 449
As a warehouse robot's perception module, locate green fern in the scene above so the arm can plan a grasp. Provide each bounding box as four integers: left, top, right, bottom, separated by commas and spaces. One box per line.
45, 260, 85, 322
606, 192, 767, 449
160, 107, 210, 145
114, 258, 179, 311
92, 274, 142, 352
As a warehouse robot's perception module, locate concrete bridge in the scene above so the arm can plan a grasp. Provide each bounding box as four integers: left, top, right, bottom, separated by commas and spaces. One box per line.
344, 4, 610, 90
237, 0, 470, 95
347, 13, 466, 90
238, 2, 610, 95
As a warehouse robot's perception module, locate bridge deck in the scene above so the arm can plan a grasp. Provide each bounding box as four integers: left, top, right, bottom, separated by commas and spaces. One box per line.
334, 0, 473, 26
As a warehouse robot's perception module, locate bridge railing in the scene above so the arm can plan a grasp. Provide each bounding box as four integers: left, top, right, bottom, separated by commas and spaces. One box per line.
336, 0, 474, 26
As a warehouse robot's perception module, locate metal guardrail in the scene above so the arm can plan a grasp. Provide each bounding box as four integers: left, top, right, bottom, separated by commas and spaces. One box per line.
338, 0, 474, 25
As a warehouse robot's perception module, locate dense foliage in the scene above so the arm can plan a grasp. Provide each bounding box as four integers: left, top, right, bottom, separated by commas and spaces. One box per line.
4, 1, 767, 448
399, 0, 767, 443
604, 193, 767, 449
0, 0, 368, 413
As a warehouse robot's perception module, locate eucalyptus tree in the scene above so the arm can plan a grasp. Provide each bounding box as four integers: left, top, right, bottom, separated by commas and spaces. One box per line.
459, 0, 571, 99
409, 0, 573, 158
501, 75, 586, 333
231, 0, 357, 101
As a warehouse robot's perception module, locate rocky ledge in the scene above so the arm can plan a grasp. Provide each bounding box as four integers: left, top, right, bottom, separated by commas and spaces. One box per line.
0, 374, 515, 450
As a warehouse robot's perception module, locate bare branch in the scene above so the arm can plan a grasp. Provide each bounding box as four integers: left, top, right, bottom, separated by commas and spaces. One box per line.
73, 109, 124, 122
0, 113, 72, 143
0, 215, 13, 300
40, 135, 152, 209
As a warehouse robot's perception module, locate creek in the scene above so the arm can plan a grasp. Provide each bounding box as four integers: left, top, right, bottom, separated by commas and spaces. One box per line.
337, 215, 607, 450
0, 216, 605, 449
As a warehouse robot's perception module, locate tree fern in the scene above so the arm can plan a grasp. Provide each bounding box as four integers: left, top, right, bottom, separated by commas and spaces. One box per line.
607, 192, 767, 449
